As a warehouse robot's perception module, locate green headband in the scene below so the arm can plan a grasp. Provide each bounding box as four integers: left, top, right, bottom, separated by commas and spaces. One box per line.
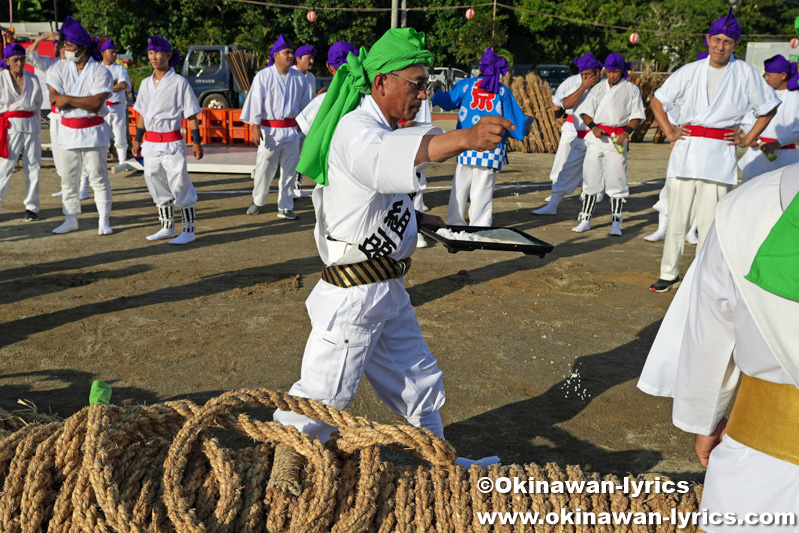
296, 28, 433, 186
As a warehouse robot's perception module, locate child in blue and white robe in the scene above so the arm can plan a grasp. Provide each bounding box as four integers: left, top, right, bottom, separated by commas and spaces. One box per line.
432, 48, 528, 226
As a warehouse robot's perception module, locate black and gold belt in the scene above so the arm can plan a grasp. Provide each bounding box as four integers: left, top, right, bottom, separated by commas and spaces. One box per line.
322, 256, 412, 288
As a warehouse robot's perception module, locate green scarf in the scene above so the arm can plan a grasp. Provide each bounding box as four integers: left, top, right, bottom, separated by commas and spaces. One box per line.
297, 28, 433, 186
745, 189, 799, 302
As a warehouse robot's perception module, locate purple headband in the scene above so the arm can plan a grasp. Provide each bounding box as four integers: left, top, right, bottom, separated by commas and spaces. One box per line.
0, 59, 7, 70
478, 47, 508, 94
100, 39, 116, 52
266, 34, 293, 67
708, 7, 741, 41
764, 54, 793, 74
59, 16, 92, 47
148, 35, 181, 68
327, 41, 358, 69
696, 51, 709, 60
295, 45, 316, 58
3, 43, 25, 58
573, 52, 601, 72
603, 53, 632, 79
788, 71, 799, 91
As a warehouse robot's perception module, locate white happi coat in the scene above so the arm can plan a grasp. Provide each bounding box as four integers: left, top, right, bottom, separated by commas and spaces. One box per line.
669, 166, 799, 530
46, 57, 113, 149
549, 74, 590, 186
738, 88, 799, 181
655, 56, 780, 185
0, 70, 43, 135
272, 95, 447, 442
134, 68, 201, 157
104, 62, 130, 107
292, 65, 316, 105
241, 65, 309, 141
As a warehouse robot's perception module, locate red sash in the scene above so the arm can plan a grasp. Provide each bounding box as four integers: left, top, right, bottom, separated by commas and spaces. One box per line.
598, 124, 627, 136
105, 100, 122, 106
51, 105, 58, 114
61, 116, 105, 129
0, 111, 35, 159
685, 125, 734, 140
759, 137, 796, 150
566, 115, 590, 138
260, 118, 298, 128
146, 130, 183, 143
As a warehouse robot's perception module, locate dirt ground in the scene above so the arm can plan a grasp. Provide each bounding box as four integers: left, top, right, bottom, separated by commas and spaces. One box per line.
0, 124, 704, 482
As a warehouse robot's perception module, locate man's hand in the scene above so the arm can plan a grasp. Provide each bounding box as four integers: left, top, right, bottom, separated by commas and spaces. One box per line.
591, 126, 604, 139
725, 129, 748, 147
43, 31, 59, 40
760, 140, 780, 155
617, 131, 630, 144
252, 126, 261, 146
52, 94, 71, 109
696, 418, 727, 468
131, 140, 141, 157
666, 126, 690, 143
581, 73, 600, 90
467, 115, 515, 152
315, 87, 328, 97
420, 213, 445, 228
192, 143, 204, 160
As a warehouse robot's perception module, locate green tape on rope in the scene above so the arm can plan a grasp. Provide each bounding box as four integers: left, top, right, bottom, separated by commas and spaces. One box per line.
89, 380, 112, 406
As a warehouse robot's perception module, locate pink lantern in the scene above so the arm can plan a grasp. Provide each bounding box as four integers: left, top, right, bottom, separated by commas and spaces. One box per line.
792, 37, 799, 49
629, 32, 640, 45
465, 8, 475, 20
307, 10, 316, 23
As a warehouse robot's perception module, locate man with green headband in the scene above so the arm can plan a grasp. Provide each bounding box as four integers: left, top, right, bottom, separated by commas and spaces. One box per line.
273, 28, 514, 467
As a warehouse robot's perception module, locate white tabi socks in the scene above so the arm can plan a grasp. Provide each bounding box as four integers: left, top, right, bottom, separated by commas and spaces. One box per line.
644, 212, 667, 242
147, 203, 176, 241
533, 192, 564, 216
571, 194, 597, 233
52, 215, 79, 234
97, 202, 113, 235
685, 218, 699, 245
169, 205, 196, 245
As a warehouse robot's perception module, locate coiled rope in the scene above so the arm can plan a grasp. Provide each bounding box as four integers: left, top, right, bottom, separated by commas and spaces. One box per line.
0, 389, 702, 532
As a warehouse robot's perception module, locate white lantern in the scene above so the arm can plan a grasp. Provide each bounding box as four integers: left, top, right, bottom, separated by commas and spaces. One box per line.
307, 11, 317, 23
466, 8, 475, 20
629, 32, 640, 45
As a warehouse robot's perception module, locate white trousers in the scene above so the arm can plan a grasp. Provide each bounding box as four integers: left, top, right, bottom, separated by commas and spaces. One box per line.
60, 147, 112, 215
700, 435, 799, 533
143, 148, 197, 207
104, 105, 129, 163
273, 279, 446, 442
447, 163, 497, 226
581, 136, 628, 198
252, 137, 299, 211
660, 177, 730, 280
50, 115, 65, 179
549, 129, 586, 197
0, 131, 41, 213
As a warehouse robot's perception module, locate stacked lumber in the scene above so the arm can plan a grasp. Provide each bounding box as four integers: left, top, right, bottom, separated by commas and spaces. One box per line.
226, 49, 262, 91
506, 72, 561, 154
629, 70, 669, 143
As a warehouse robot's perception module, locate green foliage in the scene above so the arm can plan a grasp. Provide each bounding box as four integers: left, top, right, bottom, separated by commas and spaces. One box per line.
70, 0, 799, 74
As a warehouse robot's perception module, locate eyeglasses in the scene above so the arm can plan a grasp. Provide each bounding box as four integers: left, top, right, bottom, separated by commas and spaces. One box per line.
388, 72, 431, 93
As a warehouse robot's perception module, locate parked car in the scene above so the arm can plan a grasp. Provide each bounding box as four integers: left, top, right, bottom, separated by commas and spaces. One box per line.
182, 45, 244, 108
430, 67, 468, 91
535, 64, 572, 93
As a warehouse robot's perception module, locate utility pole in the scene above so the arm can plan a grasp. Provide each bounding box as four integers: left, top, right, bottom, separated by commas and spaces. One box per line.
492, 0, 497, 38
53, 0, 59, 26
401, 0, 407, 28
391, 0, 399, 28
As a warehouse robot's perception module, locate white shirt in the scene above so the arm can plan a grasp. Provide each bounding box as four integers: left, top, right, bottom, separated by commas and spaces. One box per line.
553, 74, 591, 132
655, 56, 781, 185
241, 65, 310, 143
292, 65, 316, 105
134, 68, 202, 157
575, 78, 645, 127
0, 70, 43, 134
706, 65, 727, 104
315, 95, 443, 265
26, 51, 58, 72
46, 57, 113, 149
103, 62, 131, 105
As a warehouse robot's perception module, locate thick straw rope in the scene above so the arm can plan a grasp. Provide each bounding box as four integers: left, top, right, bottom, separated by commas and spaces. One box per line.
0, 389, 702, 532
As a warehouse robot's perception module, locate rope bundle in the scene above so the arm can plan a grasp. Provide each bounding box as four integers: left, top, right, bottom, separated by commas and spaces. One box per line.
0, 389, 702, 532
